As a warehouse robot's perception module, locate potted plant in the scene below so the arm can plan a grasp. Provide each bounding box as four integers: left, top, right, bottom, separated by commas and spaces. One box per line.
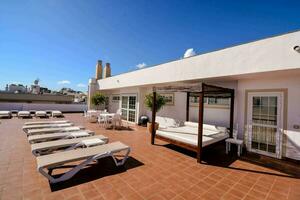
89, 92, 106, 122
144, 93, 166, 133
91, 92, 106, 110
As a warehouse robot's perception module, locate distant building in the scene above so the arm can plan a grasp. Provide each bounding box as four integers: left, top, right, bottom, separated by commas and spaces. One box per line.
0, 80, 85, 104
59, 88, 87, 103
0, 93, 73, 104
1, 79, 73, 104
30, 79, 41, 94
5, 84, 28, 93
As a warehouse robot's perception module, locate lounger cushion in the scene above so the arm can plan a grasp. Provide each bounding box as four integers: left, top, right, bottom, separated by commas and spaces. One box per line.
18, 111, 30, 116
81, 138, 105, 147
36, 111, 47, 116
37, 141, 129, 169
183, 121, 228, 133
69, 131, 90, 137
27, 126, 83, 136
156, 116, 181, 128
31, 135, 108, 153
28, 130, 94, 143
156, 129, 229, 147
23, 123, 73, 131
24, 120, 70, 126
52, 110, 62, 115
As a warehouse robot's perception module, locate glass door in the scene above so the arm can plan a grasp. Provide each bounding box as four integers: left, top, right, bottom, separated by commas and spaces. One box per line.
121, 95, 137, 123
247, 92, 283, 158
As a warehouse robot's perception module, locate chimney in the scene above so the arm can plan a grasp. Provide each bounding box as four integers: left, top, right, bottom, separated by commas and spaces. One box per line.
103, 63, 111, 78
95, 60, 103, 80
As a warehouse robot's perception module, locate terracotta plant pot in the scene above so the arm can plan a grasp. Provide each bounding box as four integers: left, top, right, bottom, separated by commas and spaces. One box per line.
147, 122, 159, 133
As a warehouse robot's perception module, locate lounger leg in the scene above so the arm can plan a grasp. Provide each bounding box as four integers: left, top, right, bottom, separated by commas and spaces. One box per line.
111, 148, 131, 166
226, 142, 228, 154
39, 153, 109, 184
39, 148, 130, 184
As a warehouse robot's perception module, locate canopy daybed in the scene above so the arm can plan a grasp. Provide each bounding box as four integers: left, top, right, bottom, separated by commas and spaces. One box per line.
150, 83, 235, 163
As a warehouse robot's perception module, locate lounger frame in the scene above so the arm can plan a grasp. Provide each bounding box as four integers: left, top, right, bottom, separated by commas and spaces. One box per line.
32, 136, 109, 156
38, 147, 130, 183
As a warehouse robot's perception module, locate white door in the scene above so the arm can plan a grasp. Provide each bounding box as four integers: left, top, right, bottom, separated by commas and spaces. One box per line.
247, 92, 283, 158
121, 95, 137, 123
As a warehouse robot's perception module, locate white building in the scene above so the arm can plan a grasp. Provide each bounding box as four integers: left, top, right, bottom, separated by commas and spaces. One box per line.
88, 30, 300, 161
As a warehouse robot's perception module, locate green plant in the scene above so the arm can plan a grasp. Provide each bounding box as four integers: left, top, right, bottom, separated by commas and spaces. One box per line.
144, 93, 166, 113
91, 92, 106, 109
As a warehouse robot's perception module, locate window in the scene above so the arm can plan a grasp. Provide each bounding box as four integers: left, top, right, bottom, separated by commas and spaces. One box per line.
112, 95, 120, 102
189, 96, 230, 108
121, 95, 137, 122
160, 93, 174, 105
207, 97, 230, 106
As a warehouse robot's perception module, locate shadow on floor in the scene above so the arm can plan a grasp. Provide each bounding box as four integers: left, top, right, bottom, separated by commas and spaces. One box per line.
50, 156, 144, 191
105, 126, 136, 131
163, 142, 300, 178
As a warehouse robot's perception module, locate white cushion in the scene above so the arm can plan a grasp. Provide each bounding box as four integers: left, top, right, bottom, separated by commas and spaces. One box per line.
82, 138, 105, 147
65, 127, 81, 131
69, 131, 90, 137
156, 116, 180, 128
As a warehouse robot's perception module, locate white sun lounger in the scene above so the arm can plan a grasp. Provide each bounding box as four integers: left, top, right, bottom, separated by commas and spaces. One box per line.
31, 135, 109, 156
28, 130, 94, 144
24, 120, 70, 126
18, 111, 31, 118
26, 126, 84, 136
35, 111, 47, 118
0, 111, 12, 118
52, 110, 63, 117
37, 141, 130, 183
23, 123, 74, 133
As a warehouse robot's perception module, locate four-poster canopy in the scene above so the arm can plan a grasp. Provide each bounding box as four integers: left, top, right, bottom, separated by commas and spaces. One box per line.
150, 82, 235, 163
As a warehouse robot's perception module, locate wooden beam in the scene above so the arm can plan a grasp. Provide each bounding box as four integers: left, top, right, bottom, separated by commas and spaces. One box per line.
229, 91, 235, 138
186, 92, 190, 121
197, 92, 204, 163
151, 91, 157, 145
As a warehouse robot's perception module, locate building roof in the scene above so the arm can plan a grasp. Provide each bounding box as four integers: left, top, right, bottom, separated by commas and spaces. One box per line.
97, 30, 300, 90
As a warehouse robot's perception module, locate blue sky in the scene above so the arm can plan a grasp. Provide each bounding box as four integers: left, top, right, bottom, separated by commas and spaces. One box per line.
1, 0, 300, 92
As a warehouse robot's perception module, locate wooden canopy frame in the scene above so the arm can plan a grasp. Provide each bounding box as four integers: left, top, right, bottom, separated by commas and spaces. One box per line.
150, 83, 235, 163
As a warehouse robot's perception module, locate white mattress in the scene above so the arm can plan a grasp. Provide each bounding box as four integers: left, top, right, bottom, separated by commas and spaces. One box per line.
52, 110, 63, 116
36, 111, 47, 116
18, 111, 30, 116
156, 125, 229, 147
0, 111, 11, 118
0, 111, 11, 115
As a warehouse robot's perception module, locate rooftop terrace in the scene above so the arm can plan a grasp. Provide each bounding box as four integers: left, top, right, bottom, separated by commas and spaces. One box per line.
0, 113, 299, 200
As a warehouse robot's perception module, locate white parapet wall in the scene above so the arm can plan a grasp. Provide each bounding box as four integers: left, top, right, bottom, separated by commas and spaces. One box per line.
0, 102, 87, 112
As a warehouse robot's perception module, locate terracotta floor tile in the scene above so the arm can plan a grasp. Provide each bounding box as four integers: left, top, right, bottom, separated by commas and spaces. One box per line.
179, 190, 199, 200
227, 188, 248, 199
247, 189, 268, 199
65, 194, 85, 200
82, 189, 101, 199
0, 114, 299, 200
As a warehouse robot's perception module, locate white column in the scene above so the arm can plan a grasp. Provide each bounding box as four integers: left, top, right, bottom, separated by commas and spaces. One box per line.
88, 78, 98, 110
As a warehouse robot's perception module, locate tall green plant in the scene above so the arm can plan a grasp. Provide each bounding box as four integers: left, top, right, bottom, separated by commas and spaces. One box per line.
91, 92, 106, 109
144, 93, 166, 113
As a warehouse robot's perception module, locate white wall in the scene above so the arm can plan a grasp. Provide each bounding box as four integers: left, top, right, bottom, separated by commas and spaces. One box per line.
189, 107, 230, 127
0, 103, 87, 112
236, 74, 300, 160
98, 31, 300, 90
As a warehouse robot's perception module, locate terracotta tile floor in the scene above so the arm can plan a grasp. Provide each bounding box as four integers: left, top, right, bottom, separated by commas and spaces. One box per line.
0, 113, 299, 200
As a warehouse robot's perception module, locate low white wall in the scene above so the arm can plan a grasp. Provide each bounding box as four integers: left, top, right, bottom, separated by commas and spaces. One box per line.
0, 102, 87, 112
